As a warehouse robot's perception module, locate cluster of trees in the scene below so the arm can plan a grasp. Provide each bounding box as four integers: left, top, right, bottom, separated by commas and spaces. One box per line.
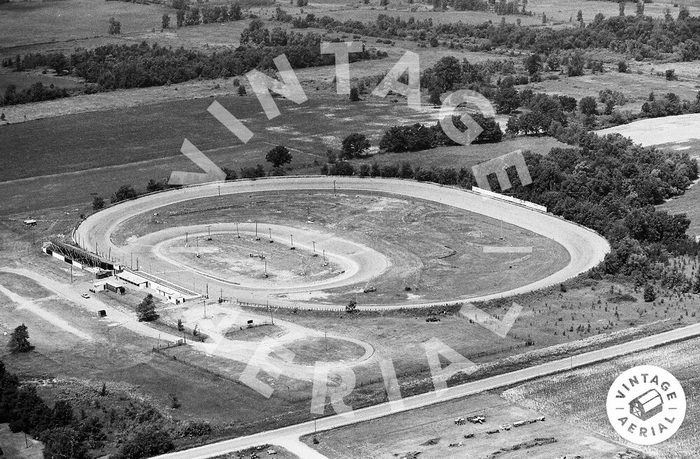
321, 159, 476, 188
1, 355, 175, 459
1, 83, 69, 106
292, 9, 700, 60
5, 24, 384, 96
379, 114, 502, 153
447, 0, 530, 15
169, 1, 243, 28
508, 133, 698, 281
421, 55, 515, 97
504, 90, 573, 136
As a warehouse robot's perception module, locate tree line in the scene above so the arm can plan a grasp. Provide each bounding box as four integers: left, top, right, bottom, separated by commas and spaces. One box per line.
291, 9, 700, 60
1, 82, 70, 106
2, 23, 385, 98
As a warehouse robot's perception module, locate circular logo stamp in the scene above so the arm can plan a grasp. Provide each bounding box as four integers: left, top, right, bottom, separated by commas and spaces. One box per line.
606, 365, 686, 445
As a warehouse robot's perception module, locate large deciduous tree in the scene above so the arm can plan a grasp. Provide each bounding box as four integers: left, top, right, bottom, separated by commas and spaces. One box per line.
265, 145, 293, 168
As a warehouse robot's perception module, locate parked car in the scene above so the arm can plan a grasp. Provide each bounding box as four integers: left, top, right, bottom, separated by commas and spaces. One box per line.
81, 293, 90, 299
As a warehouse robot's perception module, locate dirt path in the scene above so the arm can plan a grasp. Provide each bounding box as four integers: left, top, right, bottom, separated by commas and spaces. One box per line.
0, 280, 92, 341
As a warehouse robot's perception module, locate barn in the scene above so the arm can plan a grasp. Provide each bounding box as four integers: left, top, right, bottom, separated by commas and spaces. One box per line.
629, 388, 663, 421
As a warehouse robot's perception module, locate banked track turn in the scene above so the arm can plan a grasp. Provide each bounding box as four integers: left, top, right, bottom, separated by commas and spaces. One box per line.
75, 176, 611, 309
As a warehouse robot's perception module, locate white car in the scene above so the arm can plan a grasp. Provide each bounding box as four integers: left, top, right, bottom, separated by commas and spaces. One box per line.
81, 293, 90, 299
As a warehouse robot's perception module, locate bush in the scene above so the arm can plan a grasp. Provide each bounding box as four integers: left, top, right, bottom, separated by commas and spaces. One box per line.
92, 196, 105, 211
111, 185, 138, 203
643, 285, 656, 302
119, 427, 174, 459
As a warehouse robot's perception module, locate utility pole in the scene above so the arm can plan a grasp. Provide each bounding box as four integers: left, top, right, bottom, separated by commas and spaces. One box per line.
269, 227, 273, 243
333, 180, 336, 195
207, 225, 212, 240
206, 283, 209, 299
290, 234, 295, 250
312, 241, 316, 254
136, 257, 139, 271
255, 222, 260, 241
236, 222, 240, 238
264, 260, 268, 278
185, 231, 188, 244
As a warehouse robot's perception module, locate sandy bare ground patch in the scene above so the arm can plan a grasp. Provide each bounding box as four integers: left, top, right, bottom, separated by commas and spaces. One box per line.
597, 113, 700, 147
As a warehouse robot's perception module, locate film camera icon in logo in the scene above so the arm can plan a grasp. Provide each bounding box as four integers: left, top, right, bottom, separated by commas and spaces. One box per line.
606, 365, 686, 446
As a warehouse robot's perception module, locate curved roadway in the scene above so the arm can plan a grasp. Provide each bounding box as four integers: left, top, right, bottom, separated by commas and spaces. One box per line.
75, 177, 611, 309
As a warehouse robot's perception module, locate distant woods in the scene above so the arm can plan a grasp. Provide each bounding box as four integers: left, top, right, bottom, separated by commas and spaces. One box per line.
292, 9, 700, 60
1, 22, 385, 103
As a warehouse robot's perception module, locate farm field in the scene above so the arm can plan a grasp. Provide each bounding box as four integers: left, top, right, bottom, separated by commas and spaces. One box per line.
526, 69, 700, 109
0, 91, 558, 216
0, 0, 171, 48
503, 336, 700, 458
302, 391, 630, 458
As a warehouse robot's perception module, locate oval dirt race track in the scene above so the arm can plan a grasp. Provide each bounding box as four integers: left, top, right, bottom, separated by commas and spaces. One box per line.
75, 176, 611, 310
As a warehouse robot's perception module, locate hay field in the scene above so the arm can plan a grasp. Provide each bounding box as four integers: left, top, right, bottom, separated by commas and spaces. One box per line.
503, 337, 700, 458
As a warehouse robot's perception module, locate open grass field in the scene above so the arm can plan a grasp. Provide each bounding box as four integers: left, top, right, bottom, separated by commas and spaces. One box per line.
0, 86, 567, 217
526, 69, 700, 110
350, 136, 568, 170
160, 232, 344, 285
0, 424, 44, 459
302, 391, 630, 458
111, 191, 570, 304
275, 336, 367, 365
0, 0, 170, 48
0, 67, 83, 93
503, 336, 700, 458
0, 270, 52, 298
